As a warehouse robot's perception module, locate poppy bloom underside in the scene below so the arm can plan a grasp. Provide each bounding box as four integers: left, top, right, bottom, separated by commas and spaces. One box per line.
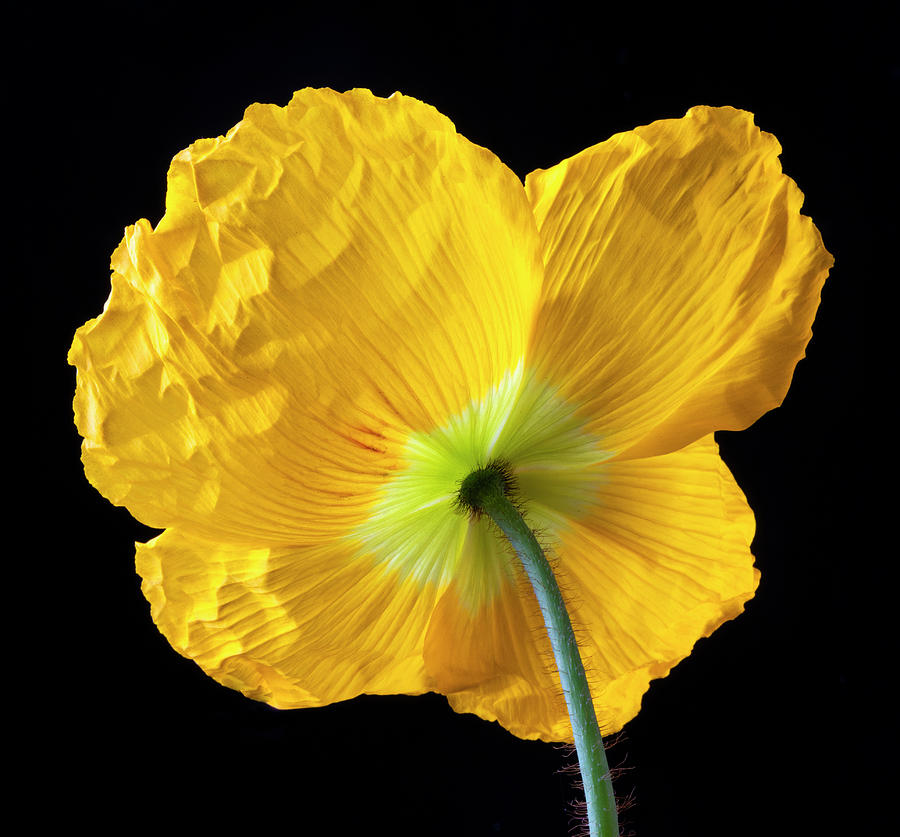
70, 89, 831, 741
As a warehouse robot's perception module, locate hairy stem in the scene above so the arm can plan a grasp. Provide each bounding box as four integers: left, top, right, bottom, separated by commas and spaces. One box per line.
459, 464, 619, 837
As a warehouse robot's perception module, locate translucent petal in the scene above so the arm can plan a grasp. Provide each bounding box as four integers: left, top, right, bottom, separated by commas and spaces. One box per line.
429, 435, 758, 741
136, 529, 441, 706
70, 88, 542, 543
425, 569, 571, 741
525, 106, 832, 459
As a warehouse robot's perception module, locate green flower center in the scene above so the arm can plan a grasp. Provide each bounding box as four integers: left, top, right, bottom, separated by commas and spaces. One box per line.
353, 361, 611, 609
456, 459, 517, 519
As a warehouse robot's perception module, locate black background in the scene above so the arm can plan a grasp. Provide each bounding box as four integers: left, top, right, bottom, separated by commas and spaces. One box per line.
27, 2, 887, 835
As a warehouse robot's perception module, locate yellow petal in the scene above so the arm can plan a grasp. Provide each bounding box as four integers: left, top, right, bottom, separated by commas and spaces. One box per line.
351, 362, 608, 606
424, 571, 571, 741
526, 106, 832, 459
136, 529, 441, 706
558, 434, 757, 735
70, 88, 542, 542
428, 434, 757, 741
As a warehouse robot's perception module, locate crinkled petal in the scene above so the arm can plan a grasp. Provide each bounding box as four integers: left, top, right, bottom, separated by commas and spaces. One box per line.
426, 435, 757, 741
525, 106, 832, 459
136, 529, 442, 706
70, 88, 542, 543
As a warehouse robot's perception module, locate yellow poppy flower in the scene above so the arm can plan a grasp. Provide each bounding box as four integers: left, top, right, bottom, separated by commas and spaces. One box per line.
69, 88, 831, 743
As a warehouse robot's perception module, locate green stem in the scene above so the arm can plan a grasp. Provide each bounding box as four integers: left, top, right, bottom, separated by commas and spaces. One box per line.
459, 465, 619, 837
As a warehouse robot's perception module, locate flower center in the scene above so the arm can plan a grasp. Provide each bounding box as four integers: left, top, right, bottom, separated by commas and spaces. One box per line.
351, 361, 611, 609
456, 459, 516, 519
